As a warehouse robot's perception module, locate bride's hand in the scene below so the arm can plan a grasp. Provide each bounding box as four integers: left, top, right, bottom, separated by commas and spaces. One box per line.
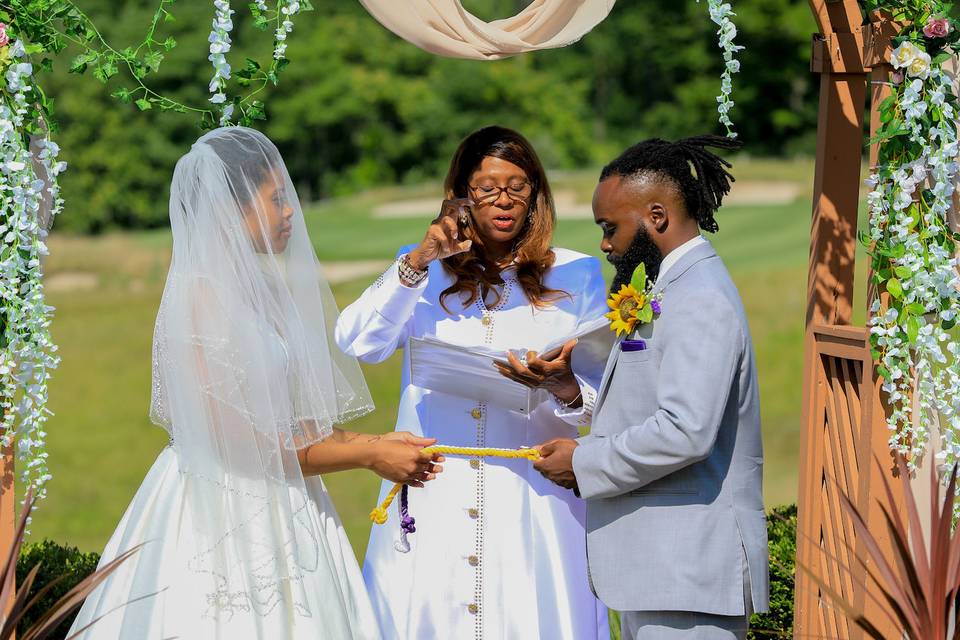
369, 434, 444, 487
407, 199, 474, 270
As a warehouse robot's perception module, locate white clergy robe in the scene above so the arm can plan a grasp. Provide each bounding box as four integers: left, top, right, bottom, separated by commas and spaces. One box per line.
336, 245, 610, 640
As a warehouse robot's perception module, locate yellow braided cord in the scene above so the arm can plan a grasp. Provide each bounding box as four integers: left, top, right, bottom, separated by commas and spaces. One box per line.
368, 446, 541, 524
421, 445, 541, 461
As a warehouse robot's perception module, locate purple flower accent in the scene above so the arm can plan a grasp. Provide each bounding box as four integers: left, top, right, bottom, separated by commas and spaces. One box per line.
651, 299, 662, 315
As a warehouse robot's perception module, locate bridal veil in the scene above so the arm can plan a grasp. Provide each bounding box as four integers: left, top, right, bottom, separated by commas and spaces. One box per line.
148, 126, 373, 618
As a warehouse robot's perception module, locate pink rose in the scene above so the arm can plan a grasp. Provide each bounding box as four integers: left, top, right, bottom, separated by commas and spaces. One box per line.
891, 70, 905, 85
0, 24, 9, 48
924, 17, 950, 39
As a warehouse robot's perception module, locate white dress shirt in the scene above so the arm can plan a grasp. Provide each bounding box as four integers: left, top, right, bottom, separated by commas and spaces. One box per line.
655, 234, 707, 286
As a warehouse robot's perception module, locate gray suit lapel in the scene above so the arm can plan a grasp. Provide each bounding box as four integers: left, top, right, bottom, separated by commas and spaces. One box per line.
595, 337, 623, 404
651, 240, 718, 297
593, 240, 719, 413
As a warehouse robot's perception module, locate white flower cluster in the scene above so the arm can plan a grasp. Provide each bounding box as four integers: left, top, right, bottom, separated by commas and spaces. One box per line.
892, 41, 932, 80
701, 0, 743, 138
208, 0, 235, 125
273, 1, 301, 60
866, 65, 960, 471
0, 41, 65, 505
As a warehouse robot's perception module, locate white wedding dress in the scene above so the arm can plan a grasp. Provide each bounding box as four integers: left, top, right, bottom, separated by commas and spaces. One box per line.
67, 335, 380, 640
69, 127, 381, 640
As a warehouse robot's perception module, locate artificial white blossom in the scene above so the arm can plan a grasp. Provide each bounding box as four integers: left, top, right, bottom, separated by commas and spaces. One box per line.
866, 62, 960, 473
0, 42, 63, 508
274, 0, 301, 60
700, 0, 743, 137
207, 0, 235, 125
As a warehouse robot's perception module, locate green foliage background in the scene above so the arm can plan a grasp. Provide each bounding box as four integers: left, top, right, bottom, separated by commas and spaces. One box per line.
16, 539, 101, 638
41, 0, 817, 232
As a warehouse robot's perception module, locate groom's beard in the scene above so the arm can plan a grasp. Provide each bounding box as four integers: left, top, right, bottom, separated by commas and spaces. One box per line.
607, 225, 663, 293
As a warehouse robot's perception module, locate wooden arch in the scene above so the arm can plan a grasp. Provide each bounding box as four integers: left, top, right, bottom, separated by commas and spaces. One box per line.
0, 2, 917, 637
795, 2, 904, 638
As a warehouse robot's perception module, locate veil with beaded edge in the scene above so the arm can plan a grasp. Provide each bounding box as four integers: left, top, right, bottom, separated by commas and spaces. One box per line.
148, 126, 374, 618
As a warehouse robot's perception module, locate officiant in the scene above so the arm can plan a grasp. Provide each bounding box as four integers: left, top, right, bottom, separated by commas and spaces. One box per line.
335, 126, 610, 639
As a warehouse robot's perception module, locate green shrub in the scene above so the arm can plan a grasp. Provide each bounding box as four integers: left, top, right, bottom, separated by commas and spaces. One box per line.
748, 504, 796, 639
16, 539, 101, 640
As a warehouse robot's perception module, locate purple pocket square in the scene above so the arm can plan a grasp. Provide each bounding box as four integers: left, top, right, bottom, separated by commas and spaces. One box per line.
620, 339, 647, 352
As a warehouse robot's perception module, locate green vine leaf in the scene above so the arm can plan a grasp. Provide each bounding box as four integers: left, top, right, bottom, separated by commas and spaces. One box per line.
906, 315, 920, 342
111, 88, 133, 104
92, 59, 118, 83
69, 51, 97, 74
630, 263, 648, 291
887, 278, 904, 299
637, 303, 654, 324
143, 51, 164, 73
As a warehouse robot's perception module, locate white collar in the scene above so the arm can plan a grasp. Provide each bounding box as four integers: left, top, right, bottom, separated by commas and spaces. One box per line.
655, 235, 707, 285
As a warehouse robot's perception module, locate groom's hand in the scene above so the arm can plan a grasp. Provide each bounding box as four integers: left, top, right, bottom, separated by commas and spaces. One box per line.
534, 438, 579, 491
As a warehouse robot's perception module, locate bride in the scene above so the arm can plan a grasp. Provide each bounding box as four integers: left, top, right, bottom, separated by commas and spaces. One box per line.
68, 127, 442, 640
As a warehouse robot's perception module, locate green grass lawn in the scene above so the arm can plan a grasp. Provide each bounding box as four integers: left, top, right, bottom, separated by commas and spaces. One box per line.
32, 159, 867, 563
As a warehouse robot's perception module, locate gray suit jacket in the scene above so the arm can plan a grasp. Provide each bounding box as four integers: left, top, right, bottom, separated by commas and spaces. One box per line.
572, 240, 769, 616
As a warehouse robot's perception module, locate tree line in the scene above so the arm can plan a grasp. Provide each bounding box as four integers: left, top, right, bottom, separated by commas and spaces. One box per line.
45, 0, 816, 232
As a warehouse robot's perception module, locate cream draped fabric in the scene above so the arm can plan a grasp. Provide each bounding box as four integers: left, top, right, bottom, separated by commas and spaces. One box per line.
357, 0, 616, 60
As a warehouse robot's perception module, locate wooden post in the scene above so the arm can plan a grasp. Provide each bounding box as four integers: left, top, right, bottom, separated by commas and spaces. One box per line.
0, 437, 14, 620
795, 4, 904, 639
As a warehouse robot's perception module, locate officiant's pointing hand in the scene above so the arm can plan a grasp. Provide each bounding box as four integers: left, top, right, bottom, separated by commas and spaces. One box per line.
494, 339, 583, 408
406, 198, 475, 270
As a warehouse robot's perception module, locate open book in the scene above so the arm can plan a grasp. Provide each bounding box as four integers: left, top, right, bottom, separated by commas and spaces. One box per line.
409, 316, 615, 415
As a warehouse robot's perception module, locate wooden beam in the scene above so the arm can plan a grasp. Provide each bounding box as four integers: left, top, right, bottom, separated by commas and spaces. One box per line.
0, 440, 14, 623
798, 2, 868, 638
804, 70, 864, 329
797, 3, 908, 638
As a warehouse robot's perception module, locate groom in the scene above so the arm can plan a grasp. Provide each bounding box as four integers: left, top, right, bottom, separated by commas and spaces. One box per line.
534, 136, 769, 639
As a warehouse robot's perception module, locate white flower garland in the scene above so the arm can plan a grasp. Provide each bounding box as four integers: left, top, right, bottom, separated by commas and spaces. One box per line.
274, 1, 301, 61
866, 39, 960, 470
0, 41, 65, 506
208, 0, 236, 125
701, 0, 743, 138
207, 0, 302, 125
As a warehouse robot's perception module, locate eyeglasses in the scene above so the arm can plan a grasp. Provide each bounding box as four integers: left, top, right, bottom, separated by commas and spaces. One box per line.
468, 181, 532, 205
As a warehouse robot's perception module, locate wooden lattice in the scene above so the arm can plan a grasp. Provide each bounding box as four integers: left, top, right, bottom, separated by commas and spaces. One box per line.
795, 3, 905, 638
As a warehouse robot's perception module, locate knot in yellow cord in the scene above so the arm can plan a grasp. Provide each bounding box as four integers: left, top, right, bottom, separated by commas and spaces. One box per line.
368, 483, 403, 524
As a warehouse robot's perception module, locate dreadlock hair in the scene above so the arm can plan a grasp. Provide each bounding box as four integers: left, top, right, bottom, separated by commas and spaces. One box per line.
599, 135, 743, 233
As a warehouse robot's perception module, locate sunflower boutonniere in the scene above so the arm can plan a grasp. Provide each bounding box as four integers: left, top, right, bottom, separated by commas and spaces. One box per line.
604, 263, 663, 337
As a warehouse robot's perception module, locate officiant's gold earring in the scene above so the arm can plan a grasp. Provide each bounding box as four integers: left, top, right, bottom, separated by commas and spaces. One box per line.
459, 209, 470, 226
